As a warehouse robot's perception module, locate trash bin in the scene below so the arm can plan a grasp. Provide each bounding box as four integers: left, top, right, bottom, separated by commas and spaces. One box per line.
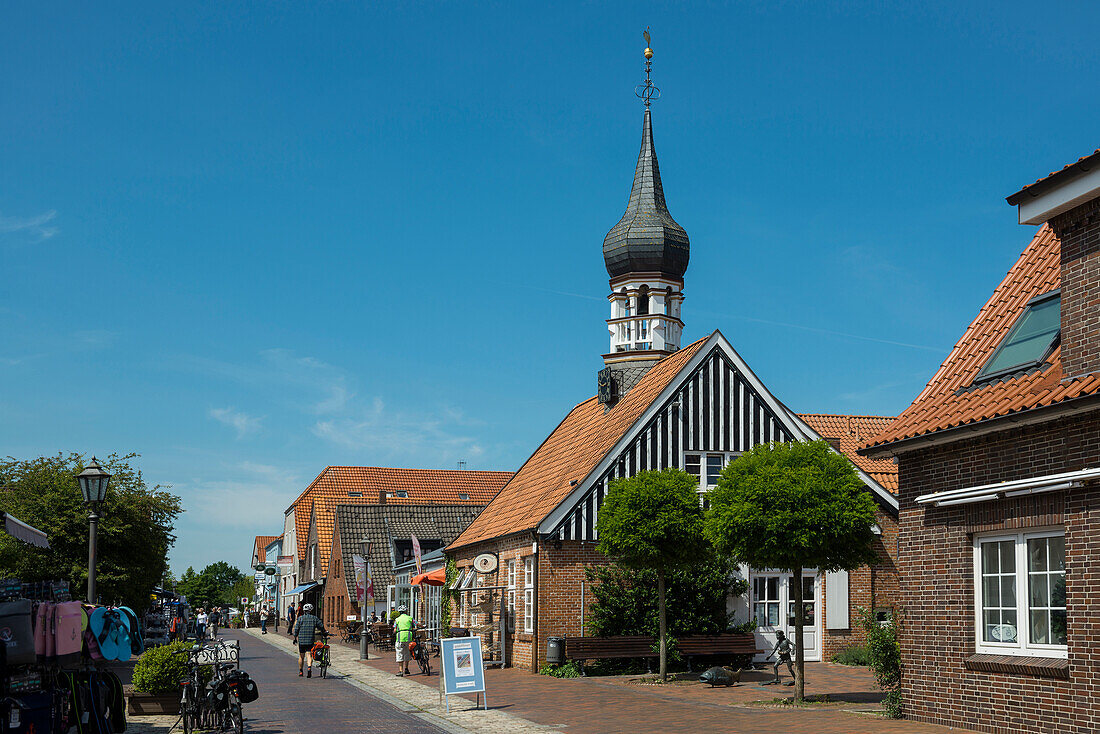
546, 636, 565, 666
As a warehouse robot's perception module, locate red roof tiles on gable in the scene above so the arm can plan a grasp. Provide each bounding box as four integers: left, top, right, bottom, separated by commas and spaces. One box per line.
289, 467, 512, 579
798, 414, 898, 494
252, 535, 280, 567
864, 225, 1100, 450
448, 337, 709, 550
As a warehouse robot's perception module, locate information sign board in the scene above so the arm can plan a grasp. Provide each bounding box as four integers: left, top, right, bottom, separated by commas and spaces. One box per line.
439, 636, 487, 712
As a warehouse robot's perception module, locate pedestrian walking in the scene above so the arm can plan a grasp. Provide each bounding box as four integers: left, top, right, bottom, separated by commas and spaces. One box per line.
393, 604, 415, 676
292, 603, 326, 678
260, 606, 269, 634
287, 602, 296, 633
243, 606, 249, 628
195, 608, 208, 642
208, 607, 221, 640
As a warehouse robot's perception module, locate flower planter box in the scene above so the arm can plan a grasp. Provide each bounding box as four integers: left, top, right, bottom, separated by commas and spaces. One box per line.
127, 692, 180, 716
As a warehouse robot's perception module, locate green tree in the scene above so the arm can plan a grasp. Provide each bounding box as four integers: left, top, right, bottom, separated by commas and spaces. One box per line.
0, 452, 181, 609
705, 440, 879, 701
585, 552, 745, 638
596, 468, 705, 680
176, 561, 249, 608
230, 576, 255, 608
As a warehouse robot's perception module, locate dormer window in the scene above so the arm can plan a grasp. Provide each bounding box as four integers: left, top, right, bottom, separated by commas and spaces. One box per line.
975, 291, 1061, 382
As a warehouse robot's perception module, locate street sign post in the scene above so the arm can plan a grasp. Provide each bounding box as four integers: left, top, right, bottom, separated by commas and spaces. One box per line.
439, 636, 487, 713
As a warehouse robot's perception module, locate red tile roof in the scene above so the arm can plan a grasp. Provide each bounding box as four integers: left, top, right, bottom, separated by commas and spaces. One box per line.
252, 535, 280, 567
289, 467, 512, 578
1007, 148, 1100, 204
449, 337, 709, 550
798, 415, 898, 493
864, 225, 1100, 450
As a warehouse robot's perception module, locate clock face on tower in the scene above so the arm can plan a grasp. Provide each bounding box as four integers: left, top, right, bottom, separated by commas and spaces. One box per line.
598, 367, 614, 406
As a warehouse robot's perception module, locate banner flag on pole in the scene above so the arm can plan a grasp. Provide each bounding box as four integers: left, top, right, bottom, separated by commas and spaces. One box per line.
366, 562, 375, 604
411, 533, 423, 576
352, 554, 366, 605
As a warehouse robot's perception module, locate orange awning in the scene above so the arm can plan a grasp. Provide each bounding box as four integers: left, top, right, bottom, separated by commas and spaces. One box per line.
412, 568, 446, 586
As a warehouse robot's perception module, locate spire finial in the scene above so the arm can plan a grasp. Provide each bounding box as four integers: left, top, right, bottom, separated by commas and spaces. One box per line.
635, 27, 660, 108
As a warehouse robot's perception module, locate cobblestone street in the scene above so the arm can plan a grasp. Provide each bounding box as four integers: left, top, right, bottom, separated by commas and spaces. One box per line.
236, 628, 976, 734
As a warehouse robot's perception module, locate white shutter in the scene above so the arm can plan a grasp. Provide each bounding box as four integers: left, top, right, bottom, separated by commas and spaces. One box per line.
825, 570, 849, 630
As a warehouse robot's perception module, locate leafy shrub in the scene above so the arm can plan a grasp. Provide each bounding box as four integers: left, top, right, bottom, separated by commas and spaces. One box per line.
585, 553, 739, 638
831, 645, 871, 666
132, 641, 196, 695
858, 608, 902, 718
538, 661, 582, 678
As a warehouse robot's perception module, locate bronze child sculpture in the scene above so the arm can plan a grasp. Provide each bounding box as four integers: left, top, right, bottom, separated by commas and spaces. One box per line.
764, 630, 798, 686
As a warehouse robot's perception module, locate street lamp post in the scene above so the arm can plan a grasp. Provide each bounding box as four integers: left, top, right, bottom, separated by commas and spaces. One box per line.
359, 538, 372, 660
76, 457, 111, 604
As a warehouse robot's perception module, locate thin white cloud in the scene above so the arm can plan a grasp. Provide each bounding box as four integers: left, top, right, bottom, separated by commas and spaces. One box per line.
0, 210, 59, 241
209, 407, 264, 438
312, 397, 483, 462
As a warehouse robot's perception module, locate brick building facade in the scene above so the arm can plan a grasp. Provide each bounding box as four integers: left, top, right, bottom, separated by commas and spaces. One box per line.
862, 148, 1100, 733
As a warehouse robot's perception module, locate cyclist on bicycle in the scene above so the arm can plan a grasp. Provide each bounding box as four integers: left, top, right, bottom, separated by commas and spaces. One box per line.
393, 604, 415, 676
292, 603, 326, 678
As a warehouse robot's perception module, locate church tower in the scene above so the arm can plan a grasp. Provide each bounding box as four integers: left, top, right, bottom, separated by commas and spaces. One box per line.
599, 36, 690, 402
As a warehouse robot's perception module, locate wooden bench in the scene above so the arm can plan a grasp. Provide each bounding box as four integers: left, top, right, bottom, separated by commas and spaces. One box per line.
563, 635, 658, 675
677, 634, 761, 671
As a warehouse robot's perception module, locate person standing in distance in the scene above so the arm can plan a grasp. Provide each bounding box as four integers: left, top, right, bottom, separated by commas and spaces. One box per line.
293, 603, 326, 678
195, 608, 208, 643
393, 604, 415, 676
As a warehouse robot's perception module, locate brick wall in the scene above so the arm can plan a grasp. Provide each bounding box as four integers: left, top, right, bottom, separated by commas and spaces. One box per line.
450, 534, 540, 670
897, 410, 1100, 733
1052, 196, 1100, 382
820, 507, 900, 660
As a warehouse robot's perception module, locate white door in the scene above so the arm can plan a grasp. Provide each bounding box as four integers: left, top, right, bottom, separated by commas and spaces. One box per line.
752, 572, 821, 662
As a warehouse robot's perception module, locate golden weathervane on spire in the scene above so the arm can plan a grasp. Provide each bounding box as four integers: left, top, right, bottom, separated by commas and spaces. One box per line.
636, 27, 660, 107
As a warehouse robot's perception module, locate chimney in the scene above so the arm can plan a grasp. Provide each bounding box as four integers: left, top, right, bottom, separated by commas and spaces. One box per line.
1051, 197, 1100, 382
1008, 150, 1100, 382
378, 490, 387, 506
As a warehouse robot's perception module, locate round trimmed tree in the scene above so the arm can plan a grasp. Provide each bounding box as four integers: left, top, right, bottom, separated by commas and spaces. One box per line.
596, 468, 704, 680
705, 440, 880, 701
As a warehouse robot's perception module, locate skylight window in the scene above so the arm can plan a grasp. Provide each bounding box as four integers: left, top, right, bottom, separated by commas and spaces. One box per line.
395, 490, 409, 498
976, 292, 1060, 381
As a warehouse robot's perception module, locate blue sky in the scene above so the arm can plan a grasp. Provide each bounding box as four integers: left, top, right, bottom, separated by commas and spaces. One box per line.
3, 2, 1098, 575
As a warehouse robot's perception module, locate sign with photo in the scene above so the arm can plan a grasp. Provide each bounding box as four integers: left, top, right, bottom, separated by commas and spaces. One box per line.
439, 636, 487, 712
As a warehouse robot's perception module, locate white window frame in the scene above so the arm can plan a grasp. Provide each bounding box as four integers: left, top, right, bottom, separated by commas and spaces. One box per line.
684, 451, 741, 507
972, 529, 1066, 658
507, 560, 516, 618
523, 557, 535, 634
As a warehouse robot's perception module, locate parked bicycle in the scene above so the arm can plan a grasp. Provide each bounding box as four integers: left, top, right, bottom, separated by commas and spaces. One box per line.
175, 639, 251, 734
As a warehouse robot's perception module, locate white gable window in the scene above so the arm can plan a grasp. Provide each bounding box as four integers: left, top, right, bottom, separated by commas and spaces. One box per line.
973, 530, 1066, 657
684, 452, 740, 508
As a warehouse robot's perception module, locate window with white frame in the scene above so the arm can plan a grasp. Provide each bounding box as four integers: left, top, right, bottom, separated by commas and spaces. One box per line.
974, 530, 1066, 657
507, 560, 516, 630
684, 452, 740, 508
523, 558, 535, 633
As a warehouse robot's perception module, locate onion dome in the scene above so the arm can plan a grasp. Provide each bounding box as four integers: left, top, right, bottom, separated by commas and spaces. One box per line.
602, 109, 690, 280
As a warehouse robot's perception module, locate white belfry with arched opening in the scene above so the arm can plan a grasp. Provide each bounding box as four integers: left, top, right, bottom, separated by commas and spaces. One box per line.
606, 275, 684, 357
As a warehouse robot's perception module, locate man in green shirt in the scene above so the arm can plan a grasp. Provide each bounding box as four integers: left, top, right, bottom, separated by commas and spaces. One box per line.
393, 604, 415, 676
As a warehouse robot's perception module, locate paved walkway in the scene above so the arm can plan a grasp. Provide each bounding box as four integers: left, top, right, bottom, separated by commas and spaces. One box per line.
248, 628, 974, 734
